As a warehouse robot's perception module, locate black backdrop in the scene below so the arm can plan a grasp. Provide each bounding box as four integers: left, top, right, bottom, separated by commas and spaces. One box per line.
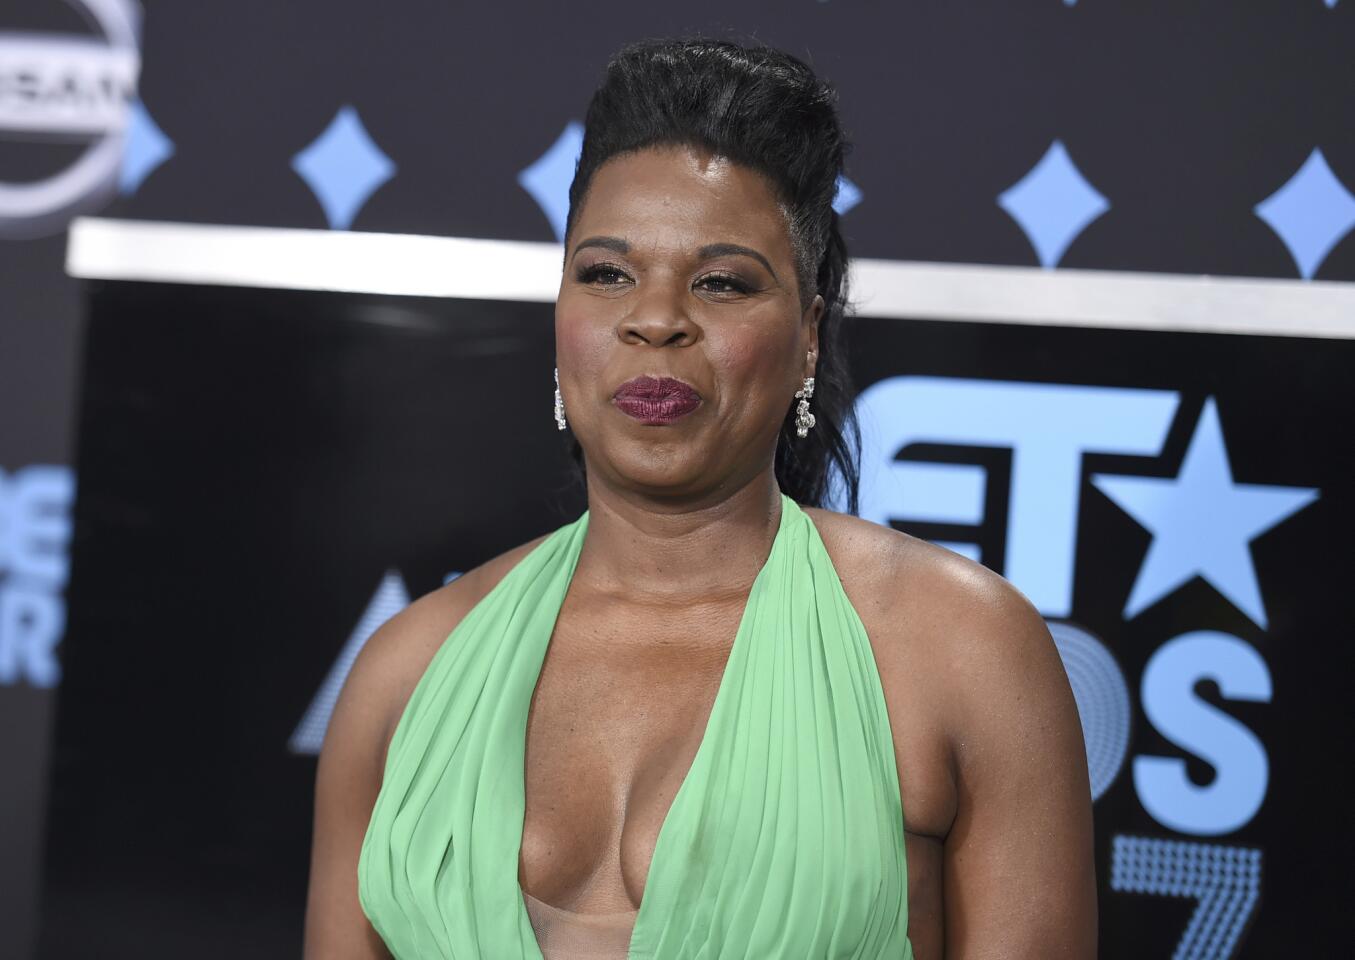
119, 0, 1355, 276
39, 280, 1354, 957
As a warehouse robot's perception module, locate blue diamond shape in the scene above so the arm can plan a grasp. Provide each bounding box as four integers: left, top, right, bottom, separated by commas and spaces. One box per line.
119, 99, 175, 196
291, 106, 395, 230
1255, 148, 1355, 280
833, 175, 863, 215
519, 121, 584, 241
998, 139, 1110, 268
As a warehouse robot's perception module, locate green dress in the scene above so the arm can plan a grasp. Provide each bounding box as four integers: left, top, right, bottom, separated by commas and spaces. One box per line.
358, 493, 913, 958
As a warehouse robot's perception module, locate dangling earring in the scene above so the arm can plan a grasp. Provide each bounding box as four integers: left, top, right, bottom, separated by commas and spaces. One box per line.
553, 367, 567, 430
794, 376, 816, 438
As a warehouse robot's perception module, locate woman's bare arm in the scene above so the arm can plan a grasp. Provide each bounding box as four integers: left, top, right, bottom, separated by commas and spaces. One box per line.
938, 571, 1098, 959
302, 582, 478, 958
302, 610, 407, 960
302, 537, 549, 958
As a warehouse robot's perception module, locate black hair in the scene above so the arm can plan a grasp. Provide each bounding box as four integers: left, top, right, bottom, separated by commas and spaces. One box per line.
561, 36, 860, 513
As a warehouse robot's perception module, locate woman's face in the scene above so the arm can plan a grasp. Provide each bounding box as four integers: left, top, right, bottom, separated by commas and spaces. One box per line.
555, 144, 823, 502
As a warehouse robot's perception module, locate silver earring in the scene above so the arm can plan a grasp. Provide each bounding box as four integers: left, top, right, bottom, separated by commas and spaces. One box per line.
794, 376, 816, 438
553, 367, 567, 430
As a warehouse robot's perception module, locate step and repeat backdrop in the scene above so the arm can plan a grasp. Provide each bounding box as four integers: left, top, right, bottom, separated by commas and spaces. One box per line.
3, 1, 1354, 958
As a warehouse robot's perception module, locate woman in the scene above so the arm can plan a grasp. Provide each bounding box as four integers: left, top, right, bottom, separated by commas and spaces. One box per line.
304, 38, 1096, 959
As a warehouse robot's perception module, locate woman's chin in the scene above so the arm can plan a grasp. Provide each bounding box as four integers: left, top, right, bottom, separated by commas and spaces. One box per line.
590, 445, 719, 499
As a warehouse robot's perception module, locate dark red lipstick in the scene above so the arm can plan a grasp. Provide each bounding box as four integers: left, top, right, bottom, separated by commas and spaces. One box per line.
612, 376, 702, 424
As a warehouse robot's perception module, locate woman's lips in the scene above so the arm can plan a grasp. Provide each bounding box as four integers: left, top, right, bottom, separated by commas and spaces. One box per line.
612, 376, 702, 424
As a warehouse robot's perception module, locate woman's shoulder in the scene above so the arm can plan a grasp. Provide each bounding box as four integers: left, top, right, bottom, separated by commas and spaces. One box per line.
336, 531, 555, 765
800, 505, 1058, 716
800, 506, 1036, 631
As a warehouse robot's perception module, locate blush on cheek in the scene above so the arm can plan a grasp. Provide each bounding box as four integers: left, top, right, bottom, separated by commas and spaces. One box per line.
554, 303, 596, 363
553, 304, 613, 393
720, 328, 796, 387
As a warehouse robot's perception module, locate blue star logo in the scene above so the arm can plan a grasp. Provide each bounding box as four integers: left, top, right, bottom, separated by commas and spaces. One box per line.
1091, 398, 1319, 629
518, 121, 585, 241
119, 99, 175, 196
291, 105, 395, 230
833, 175, 863, 215
1254, 148, 1355, 280
998, 139, 1109, 268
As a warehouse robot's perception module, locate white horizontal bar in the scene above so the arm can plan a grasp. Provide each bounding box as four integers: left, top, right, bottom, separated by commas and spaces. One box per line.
849, 258, 1355, 340
67, 217, 1355, 340
67, 217, 564, 301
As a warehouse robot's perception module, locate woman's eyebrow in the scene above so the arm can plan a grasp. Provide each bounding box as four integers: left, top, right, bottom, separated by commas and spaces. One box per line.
570, 236, 779, 282
570, 236, 629, 260
698, 243, 778, 281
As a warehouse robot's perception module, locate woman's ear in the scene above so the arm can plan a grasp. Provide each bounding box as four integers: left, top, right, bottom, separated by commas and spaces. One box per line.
804, 294, 823, 378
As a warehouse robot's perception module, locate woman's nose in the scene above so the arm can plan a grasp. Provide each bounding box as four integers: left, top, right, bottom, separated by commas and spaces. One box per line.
617, 283, 699, 347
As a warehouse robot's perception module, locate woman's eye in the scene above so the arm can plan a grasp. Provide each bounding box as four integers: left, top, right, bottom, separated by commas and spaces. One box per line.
577, 264, 631, 286
698, 274, 749, 295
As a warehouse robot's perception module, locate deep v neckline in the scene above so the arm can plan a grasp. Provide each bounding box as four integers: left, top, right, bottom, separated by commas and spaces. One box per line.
359, 489, 913, 958
516, 494, 794, 956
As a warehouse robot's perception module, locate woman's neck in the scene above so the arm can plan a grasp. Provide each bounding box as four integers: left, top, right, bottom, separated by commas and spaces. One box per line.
573, 468, 784, 607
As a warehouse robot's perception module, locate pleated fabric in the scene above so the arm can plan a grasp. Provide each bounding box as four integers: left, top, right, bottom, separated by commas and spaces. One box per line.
358, 493, 913, 959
